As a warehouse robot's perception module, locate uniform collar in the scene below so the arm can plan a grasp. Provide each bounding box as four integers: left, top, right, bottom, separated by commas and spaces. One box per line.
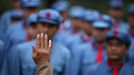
80, 32, 91, 43
106, 57, 129, 73
71, 28, 81, 35
100, 57, 128, 74
107, 60, 124, 70
91, 39, 105, 50
23, 21, 28, 29
25, 33, 30, 42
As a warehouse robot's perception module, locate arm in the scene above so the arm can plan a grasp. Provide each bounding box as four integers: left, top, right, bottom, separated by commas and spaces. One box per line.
36, 62, 52, 75
32, 33, 52, 75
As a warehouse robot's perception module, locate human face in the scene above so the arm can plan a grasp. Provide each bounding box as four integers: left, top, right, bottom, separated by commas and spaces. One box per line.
127, 14, 134, 27
37, 22, 59, 39
11, 17, 23, 24
92, 28, 109, 43
106, 38, 128, 60
12, 0, 21, 9
61, 10, 68, 21
81, 21, 92, 35
27, 23, 38, 39
109, 8, 123, 19
71, 18, 83, 30
23, 7, 38, 19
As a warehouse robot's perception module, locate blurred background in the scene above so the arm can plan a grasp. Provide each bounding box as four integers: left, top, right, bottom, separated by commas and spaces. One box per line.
0, 0, 134, 16
1, 0, 134, 75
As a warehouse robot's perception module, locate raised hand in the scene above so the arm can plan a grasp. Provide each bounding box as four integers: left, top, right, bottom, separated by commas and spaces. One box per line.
32, 33, 52, 65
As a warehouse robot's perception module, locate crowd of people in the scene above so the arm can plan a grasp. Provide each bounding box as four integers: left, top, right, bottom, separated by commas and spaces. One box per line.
0, 0, 134, 75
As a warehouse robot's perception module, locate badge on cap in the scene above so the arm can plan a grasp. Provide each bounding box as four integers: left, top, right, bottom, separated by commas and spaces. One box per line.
113, 31, 118, 36
99, 16, 103, 21
46, 12, 51, 19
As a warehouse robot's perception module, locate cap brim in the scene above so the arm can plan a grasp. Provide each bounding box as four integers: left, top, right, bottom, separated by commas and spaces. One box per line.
106, 36, 124, 42
92, 26, 110, 29
110, 6, 122, 9
38, 19, 58, 25
22, 3, 39, 8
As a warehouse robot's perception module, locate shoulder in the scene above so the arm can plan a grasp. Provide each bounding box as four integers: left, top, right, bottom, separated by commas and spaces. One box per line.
0, 40, 4, 50
125, 62, 134, 71
16, 40, 35, 52
53, 43, 70, 54
78, 43, 93, 52
7, 21, 23, 32
88, 63, 100, 75
1, 10, 12, 18
0, 40, 4, 46
53, 43, 71, 59
120, 62, 134, 75
88, 61, 109, 75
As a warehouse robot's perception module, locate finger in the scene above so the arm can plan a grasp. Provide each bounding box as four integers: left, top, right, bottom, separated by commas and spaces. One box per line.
39, 33, 42, 48
32, 46, 36, 53
40, 33, 44, 49
36, 34, 40, 48
45, 34, 48, 49
48, 40, 52, 53
32, 46, 36, 59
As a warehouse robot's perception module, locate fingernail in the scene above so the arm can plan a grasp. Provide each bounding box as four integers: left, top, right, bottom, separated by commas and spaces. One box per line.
49, 40, 52, 48
37, 34, 40, 38
45, 34, 48, 39
41, 33, 44, 38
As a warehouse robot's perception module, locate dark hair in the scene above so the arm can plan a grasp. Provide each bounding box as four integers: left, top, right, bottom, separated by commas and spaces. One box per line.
105, 37, 130, 48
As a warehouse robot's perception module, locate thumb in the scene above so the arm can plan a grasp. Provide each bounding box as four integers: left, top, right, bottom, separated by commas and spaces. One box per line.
32, 46, 36, 53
